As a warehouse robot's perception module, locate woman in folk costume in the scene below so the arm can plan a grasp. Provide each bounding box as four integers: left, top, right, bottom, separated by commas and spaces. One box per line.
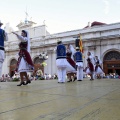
56, 40, 67, 83
87, 52, 95, 66
87, 51, 95, 80
12, 30, 34, 86
66, 44, 77, 82
95, 56, 104, 79
84, 58, 94, 80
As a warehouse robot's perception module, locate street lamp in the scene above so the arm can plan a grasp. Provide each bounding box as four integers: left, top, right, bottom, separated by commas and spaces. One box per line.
39, 52, 48, 60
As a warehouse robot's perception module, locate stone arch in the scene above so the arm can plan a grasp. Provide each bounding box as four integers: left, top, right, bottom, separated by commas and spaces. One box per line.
10, 59, 17, 65
32, 55, 39, 63
103, 50, 120, 75
103, 51, 120, 61
34, 57, 44, 64
101, 48, 120, 62
9, 58, 17, 77
33, 56, 44, 74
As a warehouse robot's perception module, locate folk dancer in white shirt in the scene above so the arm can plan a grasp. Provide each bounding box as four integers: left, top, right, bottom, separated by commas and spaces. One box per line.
86, 52, 95, 80
56, 40, 67, 83
94, 56, 104, 79
74, 47, 83, 81
66, 44, 77, 82
0, 21, 8, 79
12, 30, 34, 86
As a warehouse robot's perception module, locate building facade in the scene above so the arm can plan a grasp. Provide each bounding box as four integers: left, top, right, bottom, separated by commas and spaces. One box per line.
3, 22, 120, 77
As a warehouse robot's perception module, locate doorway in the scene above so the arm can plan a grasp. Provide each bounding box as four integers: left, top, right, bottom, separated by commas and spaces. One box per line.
103, 51, 120, 75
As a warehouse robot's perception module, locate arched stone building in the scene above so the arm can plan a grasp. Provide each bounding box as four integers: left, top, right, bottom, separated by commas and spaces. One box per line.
2, 21, 120, 76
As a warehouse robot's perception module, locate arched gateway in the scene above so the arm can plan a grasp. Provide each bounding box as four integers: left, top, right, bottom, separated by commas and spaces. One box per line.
33, 57, 44, 74
10, 59, 17, 77
103, 51, 120, 75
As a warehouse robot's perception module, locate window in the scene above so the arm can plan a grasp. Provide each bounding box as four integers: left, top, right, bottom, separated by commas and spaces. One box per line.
104, 51, 120, 61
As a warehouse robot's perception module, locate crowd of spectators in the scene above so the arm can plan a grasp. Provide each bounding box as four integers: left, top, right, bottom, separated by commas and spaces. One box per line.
103, 73, 120, 79
0, 74, 12, 82
1, 71, 119, 82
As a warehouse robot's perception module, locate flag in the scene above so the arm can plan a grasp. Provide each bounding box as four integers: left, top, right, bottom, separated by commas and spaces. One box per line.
79, 34, 83, 53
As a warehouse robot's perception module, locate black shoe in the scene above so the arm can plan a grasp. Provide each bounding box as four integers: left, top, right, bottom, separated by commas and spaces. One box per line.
58, 82, 63, 83
26, 80, 31, 85
17, 82, 26, 86
78, 80, 82, 81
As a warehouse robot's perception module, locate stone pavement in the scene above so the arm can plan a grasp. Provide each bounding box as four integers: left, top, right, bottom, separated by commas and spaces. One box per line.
0, 78, 120, 120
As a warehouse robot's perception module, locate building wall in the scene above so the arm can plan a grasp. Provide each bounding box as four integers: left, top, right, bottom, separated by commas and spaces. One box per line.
2, 22, 120, 76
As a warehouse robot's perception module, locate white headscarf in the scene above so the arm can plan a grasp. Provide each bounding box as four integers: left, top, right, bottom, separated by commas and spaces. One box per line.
69, 45, 75, 54
24, 30, 30, 53
69, 44, 75, 60
88, 52, 95, 65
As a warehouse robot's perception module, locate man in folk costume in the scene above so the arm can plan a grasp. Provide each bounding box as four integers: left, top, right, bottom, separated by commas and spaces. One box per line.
95, 56, 104, 79
74, 47, 83, 81
12, 30, 34, 86
74, 35, 84, 81
0, 21, 8, 78
56, 40, 67, 83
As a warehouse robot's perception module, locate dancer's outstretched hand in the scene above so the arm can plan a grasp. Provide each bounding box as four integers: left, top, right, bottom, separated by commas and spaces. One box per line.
12, 32, 18, 36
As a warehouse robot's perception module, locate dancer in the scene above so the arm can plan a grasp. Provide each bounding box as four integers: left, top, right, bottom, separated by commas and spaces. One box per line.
74, 47, 83, 81
95, 56, 104, 79
56, 40, 67, 83
85, 58, 94, 80
0, 20, 8, 78
12, 30, 34, 86
66, 44, 76, 82
87, 51, 95, 80
87, 52, 95, 66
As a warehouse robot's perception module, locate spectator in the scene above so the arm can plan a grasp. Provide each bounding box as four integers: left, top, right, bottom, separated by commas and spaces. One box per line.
36, 68, 43, 79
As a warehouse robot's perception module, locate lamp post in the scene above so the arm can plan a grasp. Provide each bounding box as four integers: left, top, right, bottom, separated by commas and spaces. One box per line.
39, 52, 48, 60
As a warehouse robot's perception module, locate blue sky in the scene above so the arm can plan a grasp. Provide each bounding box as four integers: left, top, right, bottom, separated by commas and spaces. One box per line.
1, 0, 120, 33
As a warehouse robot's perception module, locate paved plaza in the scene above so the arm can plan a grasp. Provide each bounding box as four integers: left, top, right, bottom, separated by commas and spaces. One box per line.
0, 78, 120, 120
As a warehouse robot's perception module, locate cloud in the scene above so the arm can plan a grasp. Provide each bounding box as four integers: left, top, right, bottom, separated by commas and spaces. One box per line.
116, 0, 120, 4
103, 0, 110, 14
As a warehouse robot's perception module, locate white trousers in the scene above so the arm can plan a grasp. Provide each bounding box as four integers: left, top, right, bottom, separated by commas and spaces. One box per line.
0, 50, 4, 77
0, 62, 3, 77
93, 65, 96, 79
77, 67, 83, 81
57, 67, 66, 82
93, 72, 95, 79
